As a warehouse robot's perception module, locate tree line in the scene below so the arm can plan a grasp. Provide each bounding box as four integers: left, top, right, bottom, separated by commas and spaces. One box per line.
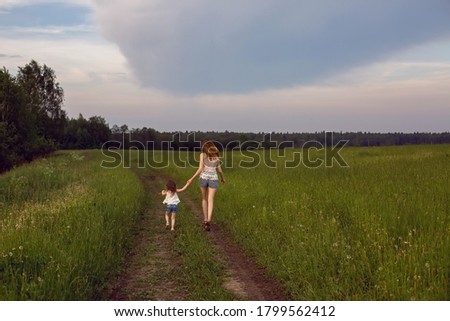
0, 61, 110, 172
108, 128, 450, 151
1, 60, 449, 172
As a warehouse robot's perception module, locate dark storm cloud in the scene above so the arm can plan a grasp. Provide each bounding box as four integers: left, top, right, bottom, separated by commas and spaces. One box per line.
95, 0, 450, 94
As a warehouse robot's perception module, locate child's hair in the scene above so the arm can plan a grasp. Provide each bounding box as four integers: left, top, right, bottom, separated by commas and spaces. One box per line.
202, 140, 220, 158
166, 180, 177, 193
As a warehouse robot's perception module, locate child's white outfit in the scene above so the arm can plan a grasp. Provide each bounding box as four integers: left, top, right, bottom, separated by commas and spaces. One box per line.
163, 191, 180, 214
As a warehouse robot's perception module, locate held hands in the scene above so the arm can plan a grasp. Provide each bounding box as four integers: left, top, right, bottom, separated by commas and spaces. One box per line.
177, 178, 193, 193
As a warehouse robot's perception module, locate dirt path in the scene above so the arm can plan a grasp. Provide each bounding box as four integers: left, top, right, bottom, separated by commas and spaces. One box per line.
178, 182, 288, 301
103, 175, 188, 300
104, 173, 288, 301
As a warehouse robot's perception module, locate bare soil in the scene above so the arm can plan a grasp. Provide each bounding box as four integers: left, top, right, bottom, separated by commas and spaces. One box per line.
104, 174, 288, 301
103, 174, 188, 300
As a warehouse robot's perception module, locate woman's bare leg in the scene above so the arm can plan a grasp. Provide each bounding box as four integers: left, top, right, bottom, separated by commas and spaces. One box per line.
200, 187, 208, 222
207, 187, 217, 223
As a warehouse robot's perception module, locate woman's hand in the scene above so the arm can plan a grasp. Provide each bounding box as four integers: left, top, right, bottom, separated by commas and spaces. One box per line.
221, 177, 225, 184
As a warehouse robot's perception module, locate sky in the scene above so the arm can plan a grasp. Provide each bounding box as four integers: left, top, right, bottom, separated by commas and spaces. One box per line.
1, 0, 450, 133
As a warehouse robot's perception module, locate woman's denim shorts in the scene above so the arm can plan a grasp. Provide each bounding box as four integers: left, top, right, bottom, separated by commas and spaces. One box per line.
199, 178, 219, 189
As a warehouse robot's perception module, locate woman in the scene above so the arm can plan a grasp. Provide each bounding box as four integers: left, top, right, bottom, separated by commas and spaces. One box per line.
188, 140, 225, 231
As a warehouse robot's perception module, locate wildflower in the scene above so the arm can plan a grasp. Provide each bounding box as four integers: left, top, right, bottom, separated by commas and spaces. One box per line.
19, 246, 23, 251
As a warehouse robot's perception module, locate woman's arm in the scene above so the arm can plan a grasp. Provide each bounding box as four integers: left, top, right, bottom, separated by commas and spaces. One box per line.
176, 181, 190, 193
217, 164, 225, 184
188, 152, 204, 181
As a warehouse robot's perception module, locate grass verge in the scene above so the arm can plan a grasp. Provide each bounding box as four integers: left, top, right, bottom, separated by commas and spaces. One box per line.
0, 151, 145, 300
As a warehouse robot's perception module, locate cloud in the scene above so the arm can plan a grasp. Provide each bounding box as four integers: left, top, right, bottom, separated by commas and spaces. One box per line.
0, 36, 127, 81
93, 0, 450, 94
1, 24, 95, 35
0, 53, 22, 58
62, 55, 450, 133
3, 0, 448, 133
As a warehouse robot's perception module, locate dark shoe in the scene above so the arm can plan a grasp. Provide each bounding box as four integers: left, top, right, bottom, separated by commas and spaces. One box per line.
204, 221, 211, 231
165, 224, 170, 230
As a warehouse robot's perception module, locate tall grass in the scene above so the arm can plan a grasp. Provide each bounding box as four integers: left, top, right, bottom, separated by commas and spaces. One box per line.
132, 164, 236, 301
153, 145, 449, 300
6, 145, 446, 300
0, 151, 144, 300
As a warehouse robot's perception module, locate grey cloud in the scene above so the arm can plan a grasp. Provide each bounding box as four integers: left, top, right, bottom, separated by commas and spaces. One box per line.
0, 53, 22, 58
94, 0, 450, 94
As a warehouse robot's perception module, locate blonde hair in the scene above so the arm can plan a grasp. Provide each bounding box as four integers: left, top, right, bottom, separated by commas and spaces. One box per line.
202, 140, 220, 158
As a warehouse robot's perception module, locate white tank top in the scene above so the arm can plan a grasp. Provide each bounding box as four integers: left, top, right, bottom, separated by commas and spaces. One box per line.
163, 191, 180, 205
200, 154, 220, 180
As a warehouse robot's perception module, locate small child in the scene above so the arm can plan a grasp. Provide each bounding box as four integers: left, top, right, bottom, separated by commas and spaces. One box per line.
161, 179, 190, 231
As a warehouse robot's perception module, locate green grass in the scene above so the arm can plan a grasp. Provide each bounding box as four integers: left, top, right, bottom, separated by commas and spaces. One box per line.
172, 202, 236, 300
145, 145, 449, 300
2, 145, 448, 301
132, 164, 235, 301
0, 151, 145, 300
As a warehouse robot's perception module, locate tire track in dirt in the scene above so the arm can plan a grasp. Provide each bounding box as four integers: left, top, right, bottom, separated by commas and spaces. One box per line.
103, 174, 188, 301
104, 173, 288, 301
159, 174, 289, 301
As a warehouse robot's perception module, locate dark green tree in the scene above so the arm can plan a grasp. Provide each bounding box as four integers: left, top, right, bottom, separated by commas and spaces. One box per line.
16, 60, 67, 145
0, 68, 29, 170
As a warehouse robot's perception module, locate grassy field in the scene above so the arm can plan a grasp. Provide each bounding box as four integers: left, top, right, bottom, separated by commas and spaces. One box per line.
1, 145, 448, 300
0, 151, 144, 300
153, 144, 449, 300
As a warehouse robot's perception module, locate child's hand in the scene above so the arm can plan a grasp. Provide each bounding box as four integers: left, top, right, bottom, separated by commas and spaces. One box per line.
161, 190, 167, 195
